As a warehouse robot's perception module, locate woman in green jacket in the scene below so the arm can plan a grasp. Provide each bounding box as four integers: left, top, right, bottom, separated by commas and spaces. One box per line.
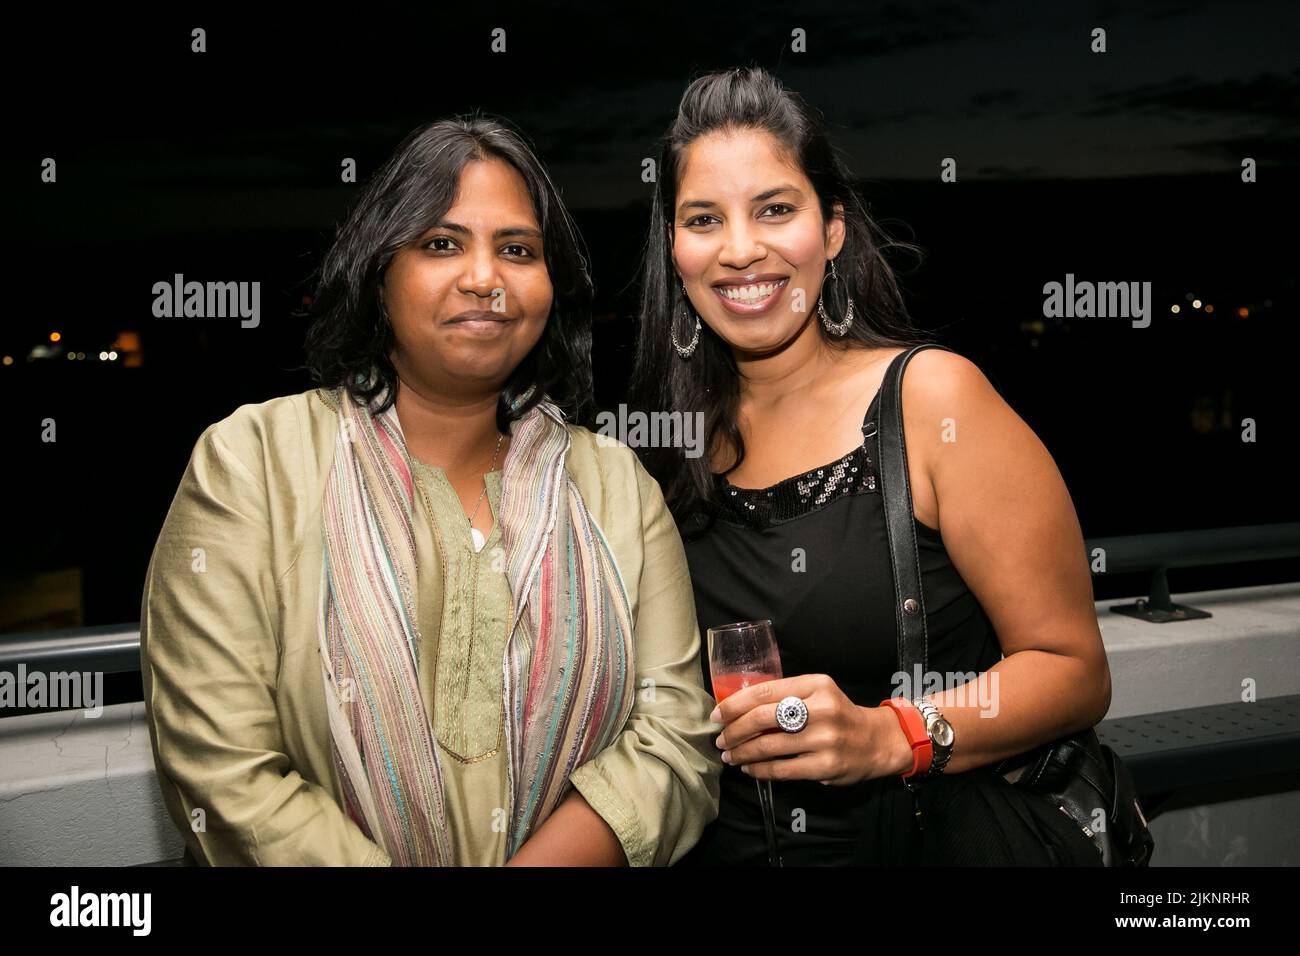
139, 116, 721, 867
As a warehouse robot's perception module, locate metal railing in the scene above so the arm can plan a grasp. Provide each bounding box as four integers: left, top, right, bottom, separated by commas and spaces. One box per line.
1, 522, 1298, 677
0, 621, 141, 676
1088, 522, 1300, 622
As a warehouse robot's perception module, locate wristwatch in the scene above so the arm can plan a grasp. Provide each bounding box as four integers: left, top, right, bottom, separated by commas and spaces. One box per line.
912, 698, 955, 776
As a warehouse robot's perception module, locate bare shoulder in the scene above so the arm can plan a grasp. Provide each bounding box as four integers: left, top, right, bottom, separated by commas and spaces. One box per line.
897, 347, 1018, 446
899, 347, 994, 407
902, 348, 1063, 527
889, 348, 1026, 533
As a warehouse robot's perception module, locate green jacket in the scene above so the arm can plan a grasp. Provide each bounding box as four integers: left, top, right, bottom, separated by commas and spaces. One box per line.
139, 387, 721, 866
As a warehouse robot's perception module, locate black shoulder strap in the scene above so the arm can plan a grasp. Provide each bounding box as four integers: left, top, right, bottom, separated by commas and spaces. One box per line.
876, 343, 954, 677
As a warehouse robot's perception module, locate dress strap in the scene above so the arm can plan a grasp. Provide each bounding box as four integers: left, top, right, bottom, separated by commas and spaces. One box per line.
861, 386, 881, 439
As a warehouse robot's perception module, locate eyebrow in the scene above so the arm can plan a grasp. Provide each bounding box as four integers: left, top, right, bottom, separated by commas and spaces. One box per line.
429, 220, 543, 240
678, 184, 803, 215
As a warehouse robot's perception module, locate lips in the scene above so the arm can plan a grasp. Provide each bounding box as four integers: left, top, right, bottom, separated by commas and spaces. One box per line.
442, 309, 517, 338
709, 275, 790, 316
446, 309, 512, 324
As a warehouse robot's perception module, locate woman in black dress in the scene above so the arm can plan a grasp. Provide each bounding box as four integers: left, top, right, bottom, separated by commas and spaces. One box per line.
631, 67, 1112, 865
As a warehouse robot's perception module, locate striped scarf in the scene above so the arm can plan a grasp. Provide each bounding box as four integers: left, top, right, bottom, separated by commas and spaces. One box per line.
315, 384, 635, 866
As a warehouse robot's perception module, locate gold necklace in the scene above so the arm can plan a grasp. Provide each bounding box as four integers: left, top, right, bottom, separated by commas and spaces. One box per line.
467, 433, 504, 552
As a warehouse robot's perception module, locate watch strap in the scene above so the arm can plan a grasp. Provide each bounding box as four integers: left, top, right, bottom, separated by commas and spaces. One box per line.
913, 698, 953, 775
880, 697, 933, 778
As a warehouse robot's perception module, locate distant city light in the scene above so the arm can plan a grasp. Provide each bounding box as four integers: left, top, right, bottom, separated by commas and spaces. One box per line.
1204, 304, 1214, 313
66, 352, 76, 360
99, 351, 108, 361
49, 332, 61, 343
2, 356, 12, 366
1192, 299, 1202, 309
1171, 304, 1181, 313
108, 351, 118, 360
1185, 293, 1195, 301
111, 330, 143, 368
1238, 307, 1250, 318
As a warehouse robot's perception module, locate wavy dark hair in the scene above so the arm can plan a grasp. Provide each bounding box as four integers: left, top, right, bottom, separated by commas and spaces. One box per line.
630, 66, 936, 531
301, 114, 595, 431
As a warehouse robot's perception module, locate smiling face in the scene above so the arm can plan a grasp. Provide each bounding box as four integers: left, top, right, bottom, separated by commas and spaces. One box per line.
383, 158, 553, 397
671, 128, 845, 358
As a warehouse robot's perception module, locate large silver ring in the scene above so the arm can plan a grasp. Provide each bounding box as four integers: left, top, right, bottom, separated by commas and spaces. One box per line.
775, 696, 809, 733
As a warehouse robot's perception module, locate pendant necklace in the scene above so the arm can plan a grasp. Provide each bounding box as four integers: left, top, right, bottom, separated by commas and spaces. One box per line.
467, 433, 504, 552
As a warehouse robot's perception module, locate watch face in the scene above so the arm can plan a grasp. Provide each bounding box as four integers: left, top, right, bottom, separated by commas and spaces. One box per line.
933, 719, 955, 748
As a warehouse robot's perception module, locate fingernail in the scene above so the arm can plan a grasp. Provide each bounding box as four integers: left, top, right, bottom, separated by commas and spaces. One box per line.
721, 750, 732, 764
708, 706, 721, 723
714, 734, 726, 749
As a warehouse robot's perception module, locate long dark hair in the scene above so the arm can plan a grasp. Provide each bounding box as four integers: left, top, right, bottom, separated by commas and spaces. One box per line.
302, 114, 595, 431
630, 66, 935, 530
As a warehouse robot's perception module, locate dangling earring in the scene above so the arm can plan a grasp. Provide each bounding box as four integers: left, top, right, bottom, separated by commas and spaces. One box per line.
817, 259, 856, 336
671, 281, 701, 359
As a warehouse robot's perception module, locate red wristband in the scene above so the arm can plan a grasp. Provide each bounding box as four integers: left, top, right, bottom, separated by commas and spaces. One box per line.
879, 697, 933, 778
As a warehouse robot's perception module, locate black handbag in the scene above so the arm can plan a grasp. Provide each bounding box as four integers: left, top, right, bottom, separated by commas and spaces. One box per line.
874, 343, 1155, 867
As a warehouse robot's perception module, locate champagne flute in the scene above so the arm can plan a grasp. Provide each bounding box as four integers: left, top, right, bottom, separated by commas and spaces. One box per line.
707, 619, 783, 867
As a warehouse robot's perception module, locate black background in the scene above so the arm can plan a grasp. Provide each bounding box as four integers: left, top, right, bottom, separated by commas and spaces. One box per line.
3, 1, 1298, 630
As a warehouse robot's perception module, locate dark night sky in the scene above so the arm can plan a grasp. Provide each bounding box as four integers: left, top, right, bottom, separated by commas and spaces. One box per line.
3, 0, 1298, 629
9, 1, 1299, 233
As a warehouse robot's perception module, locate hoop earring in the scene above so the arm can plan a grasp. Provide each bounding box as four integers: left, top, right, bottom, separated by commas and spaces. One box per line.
817, 259, 856, 336
671, 282, 701, 359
